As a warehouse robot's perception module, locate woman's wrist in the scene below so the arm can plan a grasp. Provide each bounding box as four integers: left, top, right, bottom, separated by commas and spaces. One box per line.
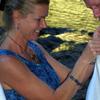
69, 75, 83, 87
80, 43, 95, 64
69, 44, 95, 84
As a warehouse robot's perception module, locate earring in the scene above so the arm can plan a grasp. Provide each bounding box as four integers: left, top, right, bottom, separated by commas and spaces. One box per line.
16, 23, 20, 30
15, 23, 20, 35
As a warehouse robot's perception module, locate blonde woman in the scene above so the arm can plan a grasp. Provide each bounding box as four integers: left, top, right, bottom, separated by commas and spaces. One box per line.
0, 0, 100, 99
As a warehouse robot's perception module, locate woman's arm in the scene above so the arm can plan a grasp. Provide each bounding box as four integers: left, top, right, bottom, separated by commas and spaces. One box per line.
52, 44, 94, 100
0, 56, 55, 100
0, 43, 95, 100
35, 41, 71, 83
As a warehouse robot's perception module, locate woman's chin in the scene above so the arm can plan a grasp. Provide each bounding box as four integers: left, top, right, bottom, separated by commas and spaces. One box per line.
29, 36, 38, 41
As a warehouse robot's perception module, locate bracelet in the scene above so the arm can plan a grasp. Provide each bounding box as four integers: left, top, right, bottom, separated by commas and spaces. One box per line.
69, 75, 82, 86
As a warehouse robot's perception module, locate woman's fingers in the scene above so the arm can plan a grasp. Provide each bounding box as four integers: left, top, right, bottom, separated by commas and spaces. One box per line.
88, 40, 97, 55
89, 39, 100, 55
89, 27, 100, 55
93, 27, 100, 39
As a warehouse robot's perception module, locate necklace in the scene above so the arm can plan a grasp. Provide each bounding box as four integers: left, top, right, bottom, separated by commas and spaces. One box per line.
8, 35, 27, 51
7, 35, 36, 61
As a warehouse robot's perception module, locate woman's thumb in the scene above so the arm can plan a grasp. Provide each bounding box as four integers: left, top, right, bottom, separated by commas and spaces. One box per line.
93, 27, 100, 39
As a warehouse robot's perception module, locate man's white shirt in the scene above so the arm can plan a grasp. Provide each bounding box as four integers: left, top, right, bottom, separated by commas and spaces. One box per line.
86, 55, 100, 100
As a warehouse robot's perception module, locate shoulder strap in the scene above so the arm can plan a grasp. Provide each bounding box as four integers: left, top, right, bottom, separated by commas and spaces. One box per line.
0, 49, 29, 64
0, 49, 38, 66
0, 49, 17, 56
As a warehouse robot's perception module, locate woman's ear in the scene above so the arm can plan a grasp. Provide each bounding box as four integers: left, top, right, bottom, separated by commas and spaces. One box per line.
12, 10, 22, 23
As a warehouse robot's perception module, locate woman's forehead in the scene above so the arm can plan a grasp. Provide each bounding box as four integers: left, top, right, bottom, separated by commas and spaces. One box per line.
31, 4, 49, 15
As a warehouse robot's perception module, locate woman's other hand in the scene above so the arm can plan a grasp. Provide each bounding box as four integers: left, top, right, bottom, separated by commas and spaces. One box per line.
89, 27, 100, 56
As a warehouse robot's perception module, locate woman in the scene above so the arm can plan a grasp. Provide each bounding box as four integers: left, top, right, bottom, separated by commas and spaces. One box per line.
0, 0, 99, 99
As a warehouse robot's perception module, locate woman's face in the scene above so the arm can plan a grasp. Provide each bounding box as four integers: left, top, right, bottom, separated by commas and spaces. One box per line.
84, 0, 100, 19
17, 4, 49, 41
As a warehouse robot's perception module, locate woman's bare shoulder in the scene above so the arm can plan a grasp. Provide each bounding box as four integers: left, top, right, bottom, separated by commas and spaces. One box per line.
0, 55, 54, 99
0, 54, 25, 67
0, 55, 29, 82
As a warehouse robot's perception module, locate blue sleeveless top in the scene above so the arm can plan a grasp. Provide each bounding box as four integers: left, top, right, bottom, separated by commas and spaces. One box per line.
0, 40, 60, 100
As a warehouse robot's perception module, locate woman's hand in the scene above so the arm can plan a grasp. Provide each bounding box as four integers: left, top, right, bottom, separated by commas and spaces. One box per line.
88, 27, 100, 56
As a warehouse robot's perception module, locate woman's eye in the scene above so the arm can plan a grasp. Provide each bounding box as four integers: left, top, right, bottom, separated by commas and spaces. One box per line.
34, 17, 41, 21
36, 18, 41, 21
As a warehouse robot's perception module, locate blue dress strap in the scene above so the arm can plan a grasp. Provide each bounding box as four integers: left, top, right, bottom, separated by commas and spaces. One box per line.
0, 49, 17, 56
27, 41, 61, 88
0, 41, 46, 64
0, 49, 31, 65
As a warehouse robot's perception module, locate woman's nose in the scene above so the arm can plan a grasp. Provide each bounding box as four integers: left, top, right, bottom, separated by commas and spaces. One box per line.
40, 18, 47, 29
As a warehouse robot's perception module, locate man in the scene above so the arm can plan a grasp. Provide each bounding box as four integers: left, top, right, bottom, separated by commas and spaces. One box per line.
84, 0, 100, 20
84, 0, 100, 100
